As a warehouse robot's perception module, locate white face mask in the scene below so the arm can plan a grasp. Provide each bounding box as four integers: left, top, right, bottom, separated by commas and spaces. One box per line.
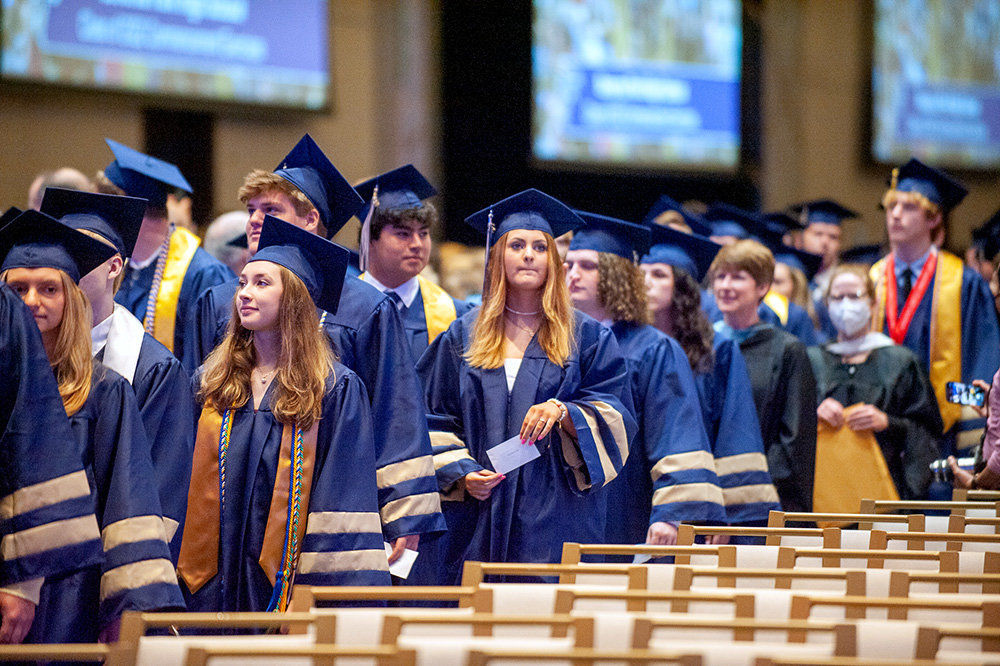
828, 297, 871, 337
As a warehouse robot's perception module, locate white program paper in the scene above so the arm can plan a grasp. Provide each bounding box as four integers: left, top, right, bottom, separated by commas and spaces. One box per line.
383, 542, 419, 579
486, 435, 541, 476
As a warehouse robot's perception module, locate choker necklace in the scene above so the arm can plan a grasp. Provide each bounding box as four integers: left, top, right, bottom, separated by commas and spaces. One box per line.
505, 305, 541, 316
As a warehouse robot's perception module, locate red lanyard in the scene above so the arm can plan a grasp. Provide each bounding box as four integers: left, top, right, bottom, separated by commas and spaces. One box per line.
885, 250, 937, 344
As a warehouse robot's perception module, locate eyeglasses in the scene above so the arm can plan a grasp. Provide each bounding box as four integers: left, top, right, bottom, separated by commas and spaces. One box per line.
828, 292, 867, 302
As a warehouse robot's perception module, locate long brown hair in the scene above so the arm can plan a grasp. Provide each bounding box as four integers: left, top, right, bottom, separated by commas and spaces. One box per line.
2, 269, 93, 415
466, 231, 575, 368
199, 265, 335, 429
666, 266, 715, 374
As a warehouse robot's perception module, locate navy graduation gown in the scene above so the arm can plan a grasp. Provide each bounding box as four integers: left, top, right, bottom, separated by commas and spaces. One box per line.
193, 276, 445, 542
887, 265, 1000, 385
735, 324, 817, 513
183, 365, 390, 613
28, 362, 182, 643
694, 333, 781, 524
116, 246, 234, 375
605, 322, 724, 545
95, 307, 194, 561
418, 309, 637, 578
397, 288, 475, 364
0, 284, 102, 587
808, 345, 942, 500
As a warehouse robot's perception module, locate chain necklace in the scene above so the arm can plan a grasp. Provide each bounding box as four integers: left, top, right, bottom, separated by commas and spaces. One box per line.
254, 367, 277, 386
505, 304, 541, 316
504, 313, 540, 336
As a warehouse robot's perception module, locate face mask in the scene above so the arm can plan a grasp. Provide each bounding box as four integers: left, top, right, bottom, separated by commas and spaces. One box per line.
828, 297, 871, 337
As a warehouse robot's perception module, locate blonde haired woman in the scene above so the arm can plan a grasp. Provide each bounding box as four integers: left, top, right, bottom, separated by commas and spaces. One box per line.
177, 216, 388, 615
415, 189, 636, 584
0, 210, 181, 644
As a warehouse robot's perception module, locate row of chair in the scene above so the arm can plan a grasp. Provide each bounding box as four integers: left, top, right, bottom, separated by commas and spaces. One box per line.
3, 497, 999, 664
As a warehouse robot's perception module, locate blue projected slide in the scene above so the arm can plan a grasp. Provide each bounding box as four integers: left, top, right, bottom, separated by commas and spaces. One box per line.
532, 0, 742, 172
1, 0, 328, 110
872, 0, 1000, 169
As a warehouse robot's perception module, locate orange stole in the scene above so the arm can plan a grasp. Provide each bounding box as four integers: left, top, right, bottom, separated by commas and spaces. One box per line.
177, 405, 318, 593
813, 404, 898, 521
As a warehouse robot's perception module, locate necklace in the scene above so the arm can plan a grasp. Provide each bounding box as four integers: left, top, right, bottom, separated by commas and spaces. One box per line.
254, 367, 277, 386
505, 313, 539, 336
505, 304, 541, 316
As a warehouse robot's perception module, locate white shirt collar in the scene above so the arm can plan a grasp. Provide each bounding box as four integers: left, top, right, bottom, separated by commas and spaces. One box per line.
361, 273, 420, 308
91, 312, 114, 356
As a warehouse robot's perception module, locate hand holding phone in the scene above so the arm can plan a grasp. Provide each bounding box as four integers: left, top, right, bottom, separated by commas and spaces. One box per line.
946, 381, 986, 408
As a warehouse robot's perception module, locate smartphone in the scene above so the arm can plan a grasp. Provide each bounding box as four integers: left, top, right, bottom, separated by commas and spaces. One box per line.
945, 381, 986, 407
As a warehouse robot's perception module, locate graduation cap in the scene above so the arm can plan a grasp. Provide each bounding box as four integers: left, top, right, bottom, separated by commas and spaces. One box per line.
788, 199, 858, 227
569, 210, 650, 260
465, 189, 585, 248
355, 164, 437, 218
770, 244, 823, 283
972, 207, 1000, 262
354, 164, 437, 272
641, 224, 721, 283
642, 195, 712, 237
0, 207, 22, 231
39, 187, 147, 258
273, 134, 365, 239
227, 233, 249, 249
103, 138, 191, 208
465, 189, 585, 293
838, 243, 884, 267
888, 158, 968, 212
0, 209, 117, 283
703, 203, 783, 245
249, 214, 349, 315
761, 211, 803, 232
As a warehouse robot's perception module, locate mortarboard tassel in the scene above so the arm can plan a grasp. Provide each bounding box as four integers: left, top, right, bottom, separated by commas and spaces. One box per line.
358, 184, 378, 273
482, 209, 494, 300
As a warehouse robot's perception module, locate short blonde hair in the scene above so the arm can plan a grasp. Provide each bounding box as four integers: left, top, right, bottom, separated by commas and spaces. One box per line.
881, 188, 941, 220
237, 170, 316, 219
709, 239, 775, 288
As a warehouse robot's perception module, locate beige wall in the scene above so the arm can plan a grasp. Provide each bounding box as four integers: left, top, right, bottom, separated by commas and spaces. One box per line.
0, 0, 438, 249
760, 0, 998, 252
1, 0, 995, 252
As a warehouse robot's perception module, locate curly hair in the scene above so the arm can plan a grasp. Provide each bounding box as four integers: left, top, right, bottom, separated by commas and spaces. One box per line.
668, 267, 715, 374
597, 253, 649, 325
466, 231, 575, 369
199, 265, 335, 429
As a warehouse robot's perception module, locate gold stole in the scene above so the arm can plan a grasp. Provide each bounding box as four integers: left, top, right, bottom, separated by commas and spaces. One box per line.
417, 274, 458, 345
871, 251, 963, 431
763, 290, 789, 326
177, 404, 318, 593
149, 227, 200, 352
813, 405, 898, 522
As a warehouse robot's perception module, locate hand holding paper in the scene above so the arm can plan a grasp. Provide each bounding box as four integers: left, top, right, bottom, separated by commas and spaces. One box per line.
487, 435, 541, 476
